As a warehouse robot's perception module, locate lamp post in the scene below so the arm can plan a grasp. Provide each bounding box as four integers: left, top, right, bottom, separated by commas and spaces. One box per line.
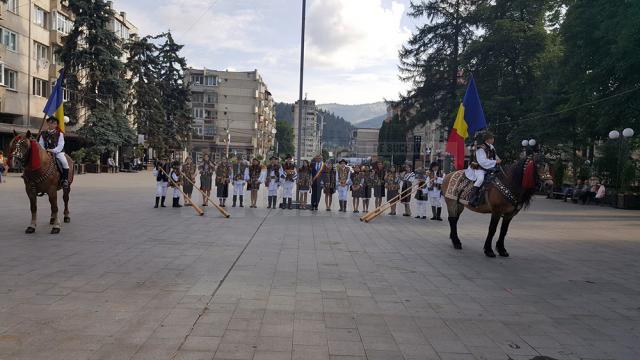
521, 139, 537, 157
608, 128, 634, 191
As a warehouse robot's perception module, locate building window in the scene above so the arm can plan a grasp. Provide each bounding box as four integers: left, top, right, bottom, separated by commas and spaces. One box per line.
192, 93, 203, 103
34, 6, 49, 28
34, 41, 49, 60
33, 78, 49, 97
1, 28, 18, 52
204, 75, 217, 86
204, 126, 215, 136
53, 46, 64, 66
205, 93, 217, 104
55, 12, 73, 35
205, 110, 216, 120
3, 67, 17, 90
191, 75, 204, 85
193, 108, 204, 119
113, 19, 130, 40
193, 126, 203, 136
7, 0, 18, 13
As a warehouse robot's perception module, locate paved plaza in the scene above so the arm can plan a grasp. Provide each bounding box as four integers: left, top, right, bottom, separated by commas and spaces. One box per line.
0, 171, 639, 360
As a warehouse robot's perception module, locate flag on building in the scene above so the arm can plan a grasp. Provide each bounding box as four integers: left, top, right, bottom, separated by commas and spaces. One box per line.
43, 70, 65, 132
445, 77, 487, 170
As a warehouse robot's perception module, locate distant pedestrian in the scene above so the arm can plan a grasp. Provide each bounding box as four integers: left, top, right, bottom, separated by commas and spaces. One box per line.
297, 160, 311, 210
199, 153, 215, 206
336, 159, 351, 212
0, 151, 7, 183
153, 159, 170, 208
182, 156, 196, 204
322, 160, 336, 211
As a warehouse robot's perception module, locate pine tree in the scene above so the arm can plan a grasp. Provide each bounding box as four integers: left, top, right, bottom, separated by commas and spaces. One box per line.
60, 0, 135, 153
275, 120, 295, 156
399, 0, 484, 127
155, 32, 192, 152
124, 36, 168, 156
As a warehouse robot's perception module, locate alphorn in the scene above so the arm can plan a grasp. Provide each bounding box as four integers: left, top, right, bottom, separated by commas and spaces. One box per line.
360, 182, 422, 223
182, 173, 231, 218
158, 167, 204, 216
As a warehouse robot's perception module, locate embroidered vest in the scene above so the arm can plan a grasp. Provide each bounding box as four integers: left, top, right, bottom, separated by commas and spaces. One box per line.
323, 169, 336, 189
41, 130, 60, 150
283, 162, 296, 181
337, 166, 349, 186
266, 165, 281, 186
249, 165, 262, 183
478, 143, 496, 160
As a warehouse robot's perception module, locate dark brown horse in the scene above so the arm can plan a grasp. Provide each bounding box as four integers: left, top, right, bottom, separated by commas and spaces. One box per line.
9, 131, 74, 234
441, 153, 547, 257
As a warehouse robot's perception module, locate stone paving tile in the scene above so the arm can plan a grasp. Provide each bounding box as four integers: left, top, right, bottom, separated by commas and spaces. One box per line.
1, 172, 640, 359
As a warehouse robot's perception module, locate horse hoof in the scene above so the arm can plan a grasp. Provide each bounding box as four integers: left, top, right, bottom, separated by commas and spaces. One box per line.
498, 249, 510, 257
50, 219, 55, 225
64, 217, 71, 223
452, 241, 462, 250
51, 228, 61, 234
25, 227, 36, 234
484, 249, 496, 258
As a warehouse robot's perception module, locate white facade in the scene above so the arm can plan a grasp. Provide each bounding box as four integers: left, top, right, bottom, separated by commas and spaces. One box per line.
293, 99, 321, 159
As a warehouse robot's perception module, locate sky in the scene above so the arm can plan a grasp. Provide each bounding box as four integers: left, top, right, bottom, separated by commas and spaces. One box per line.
111, 0, 417, 105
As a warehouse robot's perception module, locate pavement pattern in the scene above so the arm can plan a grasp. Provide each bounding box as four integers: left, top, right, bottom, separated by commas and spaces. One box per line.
0, 171, 639, 360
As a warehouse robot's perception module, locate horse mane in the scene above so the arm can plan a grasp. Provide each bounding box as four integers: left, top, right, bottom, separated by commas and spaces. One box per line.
498, 158, 539, 208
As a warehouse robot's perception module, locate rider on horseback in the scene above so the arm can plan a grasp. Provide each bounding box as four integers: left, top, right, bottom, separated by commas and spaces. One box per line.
39, 116, 69, 188
469, 131, 502, 207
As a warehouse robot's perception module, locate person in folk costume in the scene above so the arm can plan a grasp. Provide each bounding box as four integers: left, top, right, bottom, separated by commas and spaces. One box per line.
413, 169, 428, 219
38, 116, 70, 188
336, 159, 351, 212
265, 156, 284, 209
373, 161, 386, 208
282, 154, 297, 209
198, 153, 215, 206
351, 164, 364, 213
247, 158, 264, 208
297, 160, 312, 210
169, 161, 183, 208
427, 161, 444, 221
310, 154, 326, 211
400, 162, 416, 216
181, 156, 197, 206
384, 165, 402, 215
231, 158, 250, 207
360, 164, 373, 213
468, 131, 502, 207
322, 160, 337, 211
215, 157, 232, 207
153, 158, 171, 208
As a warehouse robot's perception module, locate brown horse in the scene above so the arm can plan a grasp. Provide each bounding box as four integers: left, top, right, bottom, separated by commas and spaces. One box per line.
441, 153, 547, 257
9, 130, 74, 234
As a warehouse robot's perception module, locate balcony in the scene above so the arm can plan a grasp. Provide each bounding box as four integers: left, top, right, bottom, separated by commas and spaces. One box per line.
0, 1, 6, 20
50, 31, 65, 46
49, 63, 64, 79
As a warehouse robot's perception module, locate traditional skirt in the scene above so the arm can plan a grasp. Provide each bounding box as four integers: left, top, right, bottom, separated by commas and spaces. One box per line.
386, 189, 399, 201
362, 185, 372, 199
216, 182, 229, 198
200, 175, 212, 191
247, 181, 260, 191
183, 180, 194, 195
351, 186, 363, 198
373, 185, 385, 198
324, 186, 336, 195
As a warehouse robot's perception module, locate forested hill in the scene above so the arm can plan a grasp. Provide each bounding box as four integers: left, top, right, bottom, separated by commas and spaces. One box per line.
275, 103, 354, 148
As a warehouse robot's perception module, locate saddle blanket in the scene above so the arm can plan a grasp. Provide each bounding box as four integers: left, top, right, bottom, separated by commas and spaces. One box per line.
444, 170, 474, 205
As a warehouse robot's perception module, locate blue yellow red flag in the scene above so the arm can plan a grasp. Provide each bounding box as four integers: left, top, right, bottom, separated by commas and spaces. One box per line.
43, 70, 65, 132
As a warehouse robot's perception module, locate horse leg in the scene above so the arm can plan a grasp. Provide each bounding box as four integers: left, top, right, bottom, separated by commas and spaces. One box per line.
49, 191, 61, 234
26, 191, 37, 233
446, 199, 464, 249
496, 214, 515, 257
483, 213, 501, 258
63, 187, 71, 223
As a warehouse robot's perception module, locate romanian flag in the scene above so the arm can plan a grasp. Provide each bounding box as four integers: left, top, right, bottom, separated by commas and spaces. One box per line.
43, 69, 65, 132
445, 77, 487, 170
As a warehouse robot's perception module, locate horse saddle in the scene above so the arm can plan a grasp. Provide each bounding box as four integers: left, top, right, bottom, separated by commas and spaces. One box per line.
445, 170, 492, 206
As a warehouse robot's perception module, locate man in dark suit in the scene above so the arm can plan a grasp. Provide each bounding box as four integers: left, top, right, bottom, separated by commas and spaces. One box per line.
310, 154, 325, 211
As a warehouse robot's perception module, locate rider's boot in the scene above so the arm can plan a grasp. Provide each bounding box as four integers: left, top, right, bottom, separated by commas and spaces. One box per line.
469, 187, 481, 207
61, 168, 69, 188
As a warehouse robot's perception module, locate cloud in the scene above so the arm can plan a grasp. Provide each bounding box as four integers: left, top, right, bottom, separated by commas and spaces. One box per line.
306, 0, 410, 70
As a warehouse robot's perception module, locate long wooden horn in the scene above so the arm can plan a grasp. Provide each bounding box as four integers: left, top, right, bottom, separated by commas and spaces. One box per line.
158, 167, 204, 216
361, 182, 420, 222
182, 172, 231, 218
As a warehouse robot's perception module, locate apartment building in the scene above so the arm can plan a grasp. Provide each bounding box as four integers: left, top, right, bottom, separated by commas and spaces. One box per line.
351, 127, 379, 159
0, 0, 136, 149
292, 99, 322, 159
186, 68, 276, 160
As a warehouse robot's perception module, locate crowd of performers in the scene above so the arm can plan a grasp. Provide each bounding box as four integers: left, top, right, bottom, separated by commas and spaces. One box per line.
152, 154, 445, 220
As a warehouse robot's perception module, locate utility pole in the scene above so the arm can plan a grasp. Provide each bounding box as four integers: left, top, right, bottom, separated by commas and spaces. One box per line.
296, 0, 307, 204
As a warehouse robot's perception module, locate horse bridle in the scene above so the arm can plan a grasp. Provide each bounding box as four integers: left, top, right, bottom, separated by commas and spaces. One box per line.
10, 136, 30, 167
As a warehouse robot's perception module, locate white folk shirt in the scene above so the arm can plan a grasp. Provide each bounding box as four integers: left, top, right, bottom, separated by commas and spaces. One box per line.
427, 175, 444, 198
476, 144, 499, 170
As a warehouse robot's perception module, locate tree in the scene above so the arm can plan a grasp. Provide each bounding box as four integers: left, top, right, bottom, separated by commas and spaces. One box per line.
378, 115, 407, 165
462, 0, 549, 159
399, 0, 485, 127
155, 32, 192, 152
124, 36, 168, 156
60, 0, 135, 153
275, 120, 294, 157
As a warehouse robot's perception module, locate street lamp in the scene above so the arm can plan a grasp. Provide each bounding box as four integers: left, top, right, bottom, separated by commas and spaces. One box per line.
608, 128, 634, 191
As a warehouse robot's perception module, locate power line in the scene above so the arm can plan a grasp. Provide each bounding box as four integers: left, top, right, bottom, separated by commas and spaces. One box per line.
182, 0, 221, 35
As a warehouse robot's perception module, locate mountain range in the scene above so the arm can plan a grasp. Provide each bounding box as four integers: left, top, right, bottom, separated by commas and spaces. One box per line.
318, 102, 387, 129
